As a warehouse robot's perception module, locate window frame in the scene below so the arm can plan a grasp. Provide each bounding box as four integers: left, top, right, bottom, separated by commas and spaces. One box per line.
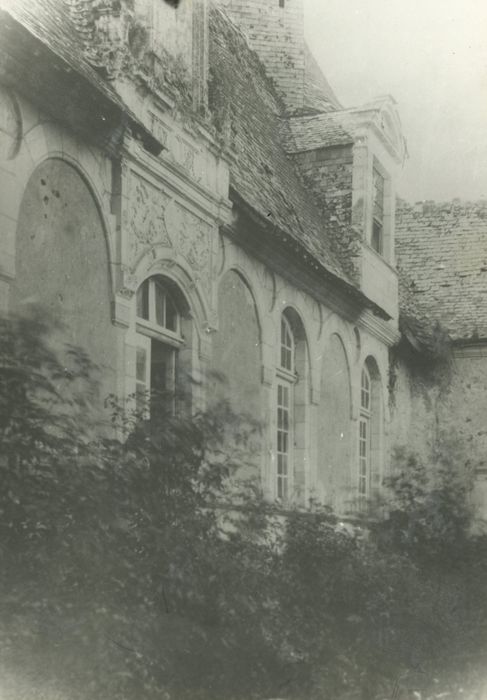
134, 277, 185, 419
358, 366, 372, 498
371, 165, 385, 256
275, 314, 297, 502
136, 277, 184, 348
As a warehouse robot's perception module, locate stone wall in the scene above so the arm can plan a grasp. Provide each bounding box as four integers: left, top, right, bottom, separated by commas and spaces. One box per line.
389, 343, 487, 520
292, 145, 354, 225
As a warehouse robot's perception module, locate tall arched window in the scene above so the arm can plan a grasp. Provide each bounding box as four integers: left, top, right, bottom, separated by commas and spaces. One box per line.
275, 310, 309, 504
358, 359, 383, 500
276, 315, 295, 501
135, 276, 185, 420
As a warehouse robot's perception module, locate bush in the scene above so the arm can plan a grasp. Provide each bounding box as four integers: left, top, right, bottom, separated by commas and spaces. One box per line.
1, 312, 487, 700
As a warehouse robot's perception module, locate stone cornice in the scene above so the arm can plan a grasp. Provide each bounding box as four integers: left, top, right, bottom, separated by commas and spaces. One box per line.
358, 309, 401, 347
123, 137, 233, 226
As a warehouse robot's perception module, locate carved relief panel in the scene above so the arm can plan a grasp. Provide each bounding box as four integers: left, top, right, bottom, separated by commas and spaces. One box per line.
122, 169, 214, 304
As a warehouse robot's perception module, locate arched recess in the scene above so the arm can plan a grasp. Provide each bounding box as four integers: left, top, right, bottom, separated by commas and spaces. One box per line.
275, 306, 310, 504
358, 356, 384, 501
210, 270, 263, 483
210, 269, 262, 418
10, 157, 117, 398
319, 333, 352, 512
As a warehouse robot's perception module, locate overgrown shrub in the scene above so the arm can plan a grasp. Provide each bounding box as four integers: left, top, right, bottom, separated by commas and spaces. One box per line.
1, 312, 487, 700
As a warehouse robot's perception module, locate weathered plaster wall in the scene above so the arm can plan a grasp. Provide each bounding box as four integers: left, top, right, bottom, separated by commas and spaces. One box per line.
389, 355, 444, 465
389, 346, 487, 520
211, 270, 262, 418
318, 333, 352, 511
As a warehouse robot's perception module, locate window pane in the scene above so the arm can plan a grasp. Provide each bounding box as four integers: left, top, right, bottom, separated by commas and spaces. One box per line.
373, 168, 384, 219
165, 293, 178, 331
278, 475, 288, 501
361, 369, 370, 410
136, 281, 149, 320
281, 317, 293, 371
281, 346, 287, 369
359, 417, 369, 495
150, 340, 177, 419
372, 219, 383, 255
282, 432, 288, 453
281, 385, 289, 406
154, 282, 165, 327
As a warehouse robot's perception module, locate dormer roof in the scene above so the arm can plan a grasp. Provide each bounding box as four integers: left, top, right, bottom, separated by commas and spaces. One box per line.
284, 96, 407, 164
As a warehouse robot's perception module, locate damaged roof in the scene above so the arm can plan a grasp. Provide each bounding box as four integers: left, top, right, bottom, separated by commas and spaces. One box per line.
282, 111, 355, 154
209, 4, 356, 287
396, 199, 487, 342
0, 0, 161, 154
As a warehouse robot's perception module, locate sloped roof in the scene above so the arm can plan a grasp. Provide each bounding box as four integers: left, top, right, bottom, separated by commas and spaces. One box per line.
283, 111, 355, 153
398, 269, 444, 353
0, 0, 114, 106
0, 0, 160, 154
303, 43, 342, 115
209, 5, 354, 286
396, 199, 487, 341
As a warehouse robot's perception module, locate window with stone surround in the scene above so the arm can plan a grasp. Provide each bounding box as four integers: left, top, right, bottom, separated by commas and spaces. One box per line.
135, 276, 186, 421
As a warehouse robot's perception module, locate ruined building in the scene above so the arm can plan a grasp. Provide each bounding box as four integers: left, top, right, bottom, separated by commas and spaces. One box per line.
0, 0, 484, 516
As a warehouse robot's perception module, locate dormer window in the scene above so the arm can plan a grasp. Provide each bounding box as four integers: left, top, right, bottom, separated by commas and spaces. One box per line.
372, 166, 384, 255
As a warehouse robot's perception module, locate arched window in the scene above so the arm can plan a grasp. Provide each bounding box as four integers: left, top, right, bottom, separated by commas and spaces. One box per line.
358, 359, 383, 500
275, 310, 309, 504
359, 366, 371, 497
134, 276, 185, 420
276, 315, 295, 501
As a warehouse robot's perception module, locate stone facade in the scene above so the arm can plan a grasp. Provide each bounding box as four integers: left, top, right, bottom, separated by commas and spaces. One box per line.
1, 0, 482, 519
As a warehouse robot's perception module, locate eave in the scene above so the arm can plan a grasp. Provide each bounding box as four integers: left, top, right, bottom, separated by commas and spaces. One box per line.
0, 9, 162, 157
228, 188, 391, 322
